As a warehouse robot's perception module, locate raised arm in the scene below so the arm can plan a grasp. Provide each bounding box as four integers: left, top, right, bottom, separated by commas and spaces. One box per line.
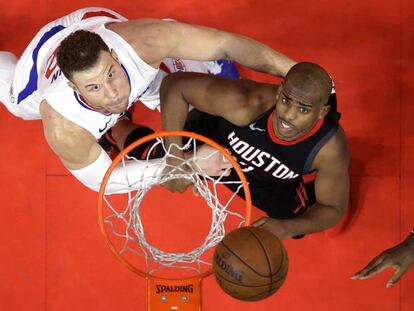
160, 72, 255, 131
160, 72, 262, 192
111, 19, 296, 77
253, 127, 350, 239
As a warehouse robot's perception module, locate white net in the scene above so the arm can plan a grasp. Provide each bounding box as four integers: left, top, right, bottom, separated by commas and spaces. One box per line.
100, 134, 250, 276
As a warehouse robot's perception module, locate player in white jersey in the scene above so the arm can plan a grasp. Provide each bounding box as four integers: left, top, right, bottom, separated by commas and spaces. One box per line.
0, 7, 296, 193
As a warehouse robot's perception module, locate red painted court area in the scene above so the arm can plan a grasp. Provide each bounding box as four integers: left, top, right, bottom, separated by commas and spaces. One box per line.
0, 1, 413, 310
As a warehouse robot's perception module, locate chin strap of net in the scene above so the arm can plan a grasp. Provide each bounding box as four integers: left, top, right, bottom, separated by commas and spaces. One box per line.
102, 136, 247, 274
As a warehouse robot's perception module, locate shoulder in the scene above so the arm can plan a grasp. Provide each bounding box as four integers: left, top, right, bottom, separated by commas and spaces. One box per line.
207, 76, 279, 125
226, 80, 277, 124
40, 100, 96, 168
312, 125, 349, 171
186, 74, 277, 123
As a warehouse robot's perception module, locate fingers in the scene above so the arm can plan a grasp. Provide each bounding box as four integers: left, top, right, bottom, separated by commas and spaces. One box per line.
352, 255, 388, 280
192, 184, 199, 197
251, 217, 267, 227
386, 266, 406, 288
218, 154, 232, 168
222, 169, 231, 177
222, 148, 238, 165
222, 161, 233, 169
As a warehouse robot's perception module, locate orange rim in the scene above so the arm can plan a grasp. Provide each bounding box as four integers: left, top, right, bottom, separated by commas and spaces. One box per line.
98, 130, 252, 280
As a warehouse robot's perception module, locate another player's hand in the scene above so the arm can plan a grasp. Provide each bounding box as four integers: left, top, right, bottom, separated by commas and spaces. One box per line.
161, 144, 232, 193
161, 156, 193, 193
252, 217, 290, 240
162, 176, 193, 193
351, 236, 414, 288
194, 144, 232, 177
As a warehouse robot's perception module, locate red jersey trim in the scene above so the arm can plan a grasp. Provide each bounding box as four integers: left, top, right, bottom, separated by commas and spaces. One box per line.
73, 92, 112, 116
267, 111, 324, 145
159, 62, 171, 74
82, 11, 118, 20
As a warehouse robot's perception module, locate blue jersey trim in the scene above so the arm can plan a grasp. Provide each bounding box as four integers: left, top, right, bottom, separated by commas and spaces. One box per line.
73, 91, 96, 112
72, 91, 112, 116
17, 25, 66, 104
121, 63, 130, 84
214, 60, 240, 80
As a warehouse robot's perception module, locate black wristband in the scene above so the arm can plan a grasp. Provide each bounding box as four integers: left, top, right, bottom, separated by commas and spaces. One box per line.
124, 127, 164, 160
411, 228, 414, 235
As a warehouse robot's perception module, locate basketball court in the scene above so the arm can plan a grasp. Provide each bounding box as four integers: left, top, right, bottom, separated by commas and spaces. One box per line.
1, 1, 413, 310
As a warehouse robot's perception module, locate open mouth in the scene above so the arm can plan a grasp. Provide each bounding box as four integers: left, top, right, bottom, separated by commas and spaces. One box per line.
278, 118, 295, 132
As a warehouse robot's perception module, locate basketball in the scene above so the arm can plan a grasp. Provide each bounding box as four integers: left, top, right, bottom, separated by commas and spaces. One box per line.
212, 226, 288, 301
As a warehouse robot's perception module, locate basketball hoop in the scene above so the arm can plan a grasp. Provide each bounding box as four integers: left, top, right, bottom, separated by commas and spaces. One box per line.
98, 131, 251, 310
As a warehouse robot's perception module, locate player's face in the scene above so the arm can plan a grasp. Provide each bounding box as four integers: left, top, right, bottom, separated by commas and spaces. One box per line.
273, 82, 329, 141
70, 50, 130, 114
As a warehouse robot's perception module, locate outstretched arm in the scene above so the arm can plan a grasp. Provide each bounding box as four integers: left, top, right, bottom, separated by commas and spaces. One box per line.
161, 72, 251, 127
352, 230, 414, 288
117, 19, 296, 77
253, 127, 350, 239
40, 101, 164, 194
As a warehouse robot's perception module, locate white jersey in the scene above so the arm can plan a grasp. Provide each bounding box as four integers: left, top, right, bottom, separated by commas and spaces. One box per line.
5, 7, 239, 139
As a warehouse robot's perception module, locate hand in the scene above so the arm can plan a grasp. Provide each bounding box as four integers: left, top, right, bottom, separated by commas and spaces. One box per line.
161, 144, 233, 192
192, 144, 233, 177
161, 175, 193, 193
161, 157, 193, 193
252, 217, 290, 240
352, 237, 414, 288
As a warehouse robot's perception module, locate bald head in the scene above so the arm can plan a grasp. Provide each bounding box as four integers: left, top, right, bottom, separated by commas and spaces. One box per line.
284, 62, 332, 107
